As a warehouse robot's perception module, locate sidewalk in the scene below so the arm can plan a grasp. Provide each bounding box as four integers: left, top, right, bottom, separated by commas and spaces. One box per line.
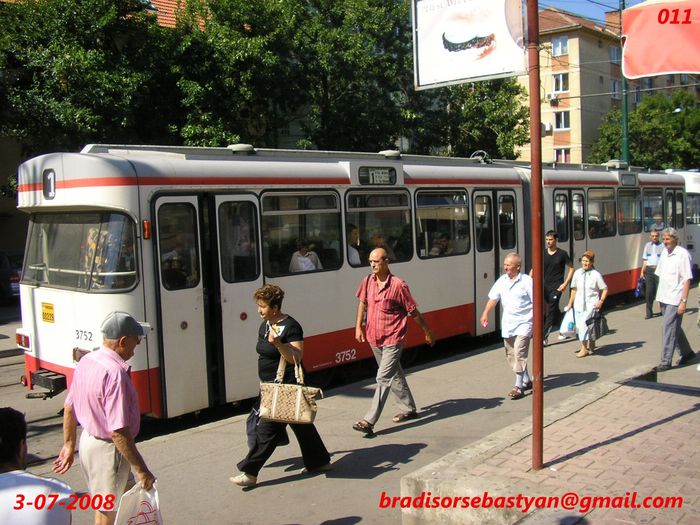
8, 295, 699, 524
402, 360, 700, 524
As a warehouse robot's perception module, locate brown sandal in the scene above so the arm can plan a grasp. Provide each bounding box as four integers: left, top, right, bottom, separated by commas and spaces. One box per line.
392, 411, 418, 423
508, 387, 524, 400
352, 419, 374, 435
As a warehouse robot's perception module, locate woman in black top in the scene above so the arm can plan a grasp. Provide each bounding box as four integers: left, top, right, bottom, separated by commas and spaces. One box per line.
230, 284, 331, 487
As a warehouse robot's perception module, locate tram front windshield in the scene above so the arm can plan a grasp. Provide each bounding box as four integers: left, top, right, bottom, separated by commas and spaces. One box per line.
23, 212, 137, 291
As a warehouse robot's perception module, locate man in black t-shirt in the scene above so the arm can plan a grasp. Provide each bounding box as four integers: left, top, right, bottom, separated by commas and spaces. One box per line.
543, 231, 574, 344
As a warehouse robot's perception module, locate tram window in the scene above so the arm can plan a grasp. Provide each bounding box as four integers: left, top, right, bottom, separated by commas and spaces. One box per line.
643, 189, 663, 232
572, 193, 585, 241
498, 194, 516, 250
587, 189, 616, 238
347, 190, 412, 263
158, 204, 200, 290
415, 190, 470, 258
554, 194, 569, 242
218, 201, 259, 282
262, 191, 341, 276
686, 194, 700, 225
666, 192, 675, 228
617, 189, 642, 235
474, 195, 493, 252
675, 191, 684, 229
23, 212, 137, 291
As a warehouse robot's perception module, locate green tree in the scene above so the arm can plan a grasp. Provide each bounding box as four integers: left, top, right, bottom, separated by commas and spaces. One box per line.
290, 0, 410, 151
0, 0, 536, 158
426, 80, 530, 159
175, 0, 306, 147
588, 91, 700, 169
0, 0, 180, 157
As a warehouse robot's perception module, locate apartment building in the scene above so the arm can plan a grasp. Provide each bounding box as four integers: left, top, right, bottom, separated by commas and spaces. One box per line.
517, 7, 696, 164
516, 7, 622, 163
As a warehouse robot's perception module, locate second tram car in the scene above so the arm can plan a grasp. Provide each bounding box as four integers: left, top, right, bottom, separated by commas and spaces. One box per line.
15, 145, 686, 418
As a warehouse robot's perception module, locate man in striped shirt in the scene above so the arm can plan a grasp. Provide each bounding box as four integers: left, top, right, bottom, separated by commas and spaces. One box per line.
54, 311, 155, 525
352, 247, 434, 436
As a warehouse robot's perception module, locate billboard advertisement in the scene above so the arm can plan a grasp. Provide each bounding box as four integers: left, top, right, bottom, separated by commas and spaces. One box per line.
413, 0, 527, 90
622, 0, 700, 79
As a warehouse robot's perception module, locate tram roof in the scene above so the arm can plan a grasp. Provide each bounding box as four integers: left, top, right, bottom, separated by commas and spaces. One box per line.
19, 145, 685, 193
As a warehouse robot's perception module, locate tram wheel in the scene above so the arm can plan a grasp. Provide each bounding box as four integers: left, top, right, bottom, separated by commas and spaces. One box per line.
306, 367, 336, 389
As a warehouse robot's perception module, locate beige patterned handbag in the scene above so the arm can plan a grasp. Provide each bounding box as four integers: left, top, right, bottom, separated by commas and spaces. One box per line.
259, 355, 322, 424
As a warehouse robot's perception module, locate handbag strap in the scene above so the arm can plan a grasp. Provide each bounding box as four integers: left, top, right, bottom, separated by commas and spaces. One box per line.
270, 322, 305, 385
274, 355, 305, 385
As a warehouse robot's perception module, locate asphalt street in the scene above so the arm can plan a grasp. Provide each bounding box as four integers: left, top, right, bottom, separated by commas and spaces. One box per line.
1, 295, 698, 524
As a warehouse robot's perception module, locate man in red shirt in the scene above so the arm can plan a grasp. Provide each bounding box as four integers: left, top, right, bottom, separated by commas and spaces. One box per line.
353, 247, 434, 436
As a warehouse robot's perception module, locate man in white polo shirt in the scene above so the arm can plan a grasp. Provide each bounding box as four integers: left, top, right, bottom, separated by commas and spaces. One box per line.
655, 228, 695, 371
480, 253, 534, 400
0, 407, 73, 525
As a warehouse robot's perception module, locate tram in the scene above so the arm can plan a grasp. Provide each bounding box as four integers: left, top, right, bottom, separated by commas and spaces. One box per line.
14, 145, 685, 418
668, 169, 700, 273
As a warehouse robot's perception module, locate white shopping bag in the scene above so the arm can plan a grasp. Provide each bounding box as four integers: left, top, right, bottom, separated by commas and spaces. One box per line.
114, 482, 163, 525
559, 308, 576, 338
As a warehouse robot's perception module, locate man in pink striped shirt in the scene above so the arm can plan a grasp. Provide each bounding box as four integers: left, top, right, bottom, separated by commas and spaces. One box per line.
53, 311, 155, 525
352, 247, 434, 436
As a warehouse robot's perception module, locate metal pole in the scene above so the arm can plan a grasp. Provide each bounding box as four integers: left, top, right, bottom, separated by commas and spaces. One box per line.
621, 0, 630, 163
527, 0, 544, 471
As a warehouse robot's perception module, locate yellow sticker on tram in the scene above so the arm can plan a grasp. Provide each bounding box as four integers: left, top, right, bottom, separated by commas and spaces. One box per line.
42, 303, 55, 323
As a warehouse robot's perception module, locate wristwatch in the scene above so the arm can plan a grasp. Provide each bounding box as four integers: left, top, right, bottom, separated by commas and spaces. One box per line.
680, 298, 687, 303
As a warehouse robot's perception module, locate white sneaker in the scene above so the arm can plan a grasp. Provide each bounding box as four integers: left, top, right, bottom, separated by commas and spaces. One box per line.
301, 463, 333, 474
557, 334, 568, 341
230, 472, 257, 487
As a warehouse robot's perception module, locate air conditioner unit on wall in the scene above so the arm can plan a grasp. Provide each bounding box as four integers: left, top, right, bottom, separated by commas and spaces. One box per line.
544, 122, 553, 132
545, 92, 558, 103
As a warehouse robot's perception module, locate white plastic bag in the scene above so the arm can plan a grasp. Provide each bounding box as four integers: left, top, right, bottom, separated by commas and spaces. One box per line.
114, 482, 163, 525
559, 308, 576, 338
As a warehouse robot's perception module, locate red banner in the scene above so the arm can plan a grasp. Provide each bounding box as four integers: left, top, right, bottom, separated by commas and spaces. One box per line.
622, 0, 700, 79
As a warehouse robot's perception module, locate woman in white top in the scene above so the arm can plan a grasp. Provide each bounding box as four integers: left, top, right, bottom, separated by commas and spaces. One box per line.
289, 239, 323, 273
565, 250, 608, 358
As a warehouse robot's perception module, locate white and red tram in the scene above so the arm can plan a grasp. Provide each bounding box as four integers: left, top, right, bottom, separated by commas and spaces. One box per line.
14, 145, 685, 418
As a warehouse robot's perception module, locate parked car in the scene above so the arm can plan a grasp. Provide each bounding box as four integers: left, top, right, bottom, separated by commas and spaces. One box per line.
0, 252, 22, 304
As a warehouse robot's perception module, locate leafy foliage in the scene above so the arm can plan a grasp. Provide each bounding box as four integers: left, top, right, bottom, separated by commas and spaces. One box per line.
588, 91, 700, 169
289, 0, 410, 151
0, 0, 180, 156
0, 0, 532, 159
434, 80, 529, 159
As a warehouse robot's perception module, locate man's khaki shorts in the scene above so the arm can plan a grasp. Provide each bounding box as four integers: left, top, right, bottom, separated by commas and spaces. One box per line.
79, 431, 134, 505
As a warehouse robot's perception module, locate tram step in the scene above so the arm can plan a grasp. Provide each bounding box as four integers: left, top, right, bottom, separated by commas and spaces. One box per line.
30, 369, 67, 395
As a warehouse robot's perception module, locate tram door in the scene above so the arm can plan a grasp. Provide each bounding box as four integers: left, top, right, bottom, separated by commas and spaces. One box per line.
155, 196, 209, 417
553, 189, 587, 263
214, 195, 264, 403
473, 190, 521, 335
473, 192, 496, 335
